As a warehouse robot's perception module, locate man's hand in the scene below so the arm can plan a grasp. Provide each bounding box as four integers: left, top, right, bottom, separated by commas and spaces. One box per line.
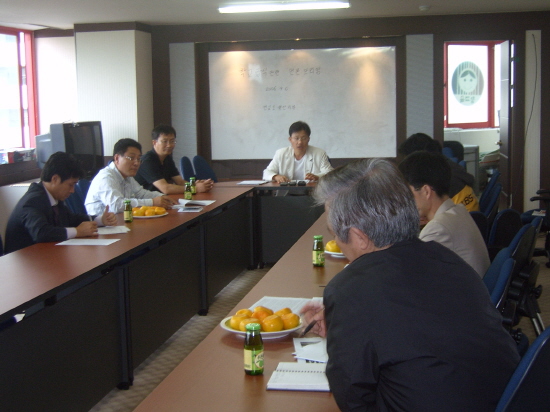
305, 173, 319, 181
75, 221, 98, 237
197, 179, 214, 193
300, 301, 326, 338
101, 205, 118, 226
273, 174, 290, 183
153, 196, 177, 209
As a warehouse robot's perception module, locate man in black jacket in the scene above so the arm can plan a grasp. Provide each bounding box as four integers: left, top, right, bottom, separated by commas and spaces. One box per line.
301, 159, 519, 411
4, 152, 117, 254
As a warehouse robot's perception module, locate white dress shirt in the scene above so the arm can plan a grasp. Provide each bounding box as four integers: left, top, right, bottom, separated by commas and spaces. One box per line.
85, 162, 163, 215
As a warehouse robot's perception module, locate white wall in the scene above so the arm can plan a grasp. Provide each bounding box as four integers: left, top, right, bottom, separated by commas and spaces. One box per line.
76, 30, 153, 154
35, 36, 78, 134
169, 43, 197, 170
406, 34, 434, 138
523, 30, 541, 210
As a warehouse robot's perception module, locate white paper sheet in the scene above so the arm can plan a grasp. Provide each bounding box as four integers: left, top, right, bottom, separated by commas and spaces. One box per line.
97, 226, 130, 235
56, 239, 120, 246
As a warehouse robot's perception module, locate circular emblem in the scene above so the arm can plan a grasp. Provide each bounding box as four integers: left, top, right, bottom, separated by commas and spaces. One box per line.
451, 62, 484, 106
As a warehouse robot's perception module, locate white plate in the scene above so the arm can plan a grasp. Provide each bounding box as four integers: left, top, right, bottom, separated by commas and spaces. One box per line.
219, 317, 302, 340
324, 250, 345, 258
133, 212, 168, 219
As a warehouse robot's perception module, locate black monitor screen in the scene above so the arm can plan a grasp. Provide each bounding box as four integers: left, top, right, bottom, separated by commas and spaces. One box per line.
57, 122, 104, 179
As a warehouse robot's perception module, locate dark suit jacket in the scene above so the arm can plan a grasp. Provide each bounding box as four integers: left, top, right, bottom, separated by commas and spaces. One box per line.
4, 182, 90, 254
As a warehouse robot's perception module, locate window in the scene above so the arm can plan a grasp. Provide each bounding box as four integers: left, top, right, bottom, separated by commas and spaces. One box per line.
444, 41, 503, 129
0, 26, 37, 150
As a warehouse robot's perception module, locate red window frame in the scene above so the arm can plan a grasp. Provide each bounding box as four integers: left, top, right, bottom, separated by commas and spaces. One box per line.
0, 26, 38, 148
444, 41, 500, 129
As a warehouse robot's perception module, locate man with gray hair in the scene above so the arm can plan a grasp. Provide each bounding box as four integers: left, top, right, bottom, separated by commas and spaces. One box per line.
301, 158, 518, 411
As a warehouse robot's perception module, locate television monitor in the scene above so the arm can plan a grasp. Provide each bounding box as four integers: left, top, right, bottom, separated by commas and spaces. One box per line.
37, 121, 105, 179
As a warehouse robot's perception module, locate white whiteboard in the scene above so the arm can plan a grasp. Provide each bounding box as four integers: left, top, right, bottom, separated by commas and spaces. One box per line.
209, 47, 396, 160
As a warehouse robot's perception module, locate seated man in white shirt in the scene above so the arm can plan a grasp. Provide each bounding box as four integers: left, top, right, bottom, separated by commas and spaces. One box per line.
398, 151, 490, 277
85, 138, 177, 215
262, 121, 333, 183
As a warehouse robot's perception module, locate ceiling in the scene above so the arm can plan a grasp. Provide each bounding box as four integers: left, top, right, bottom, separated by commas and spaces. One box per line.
1, 0, 550, 31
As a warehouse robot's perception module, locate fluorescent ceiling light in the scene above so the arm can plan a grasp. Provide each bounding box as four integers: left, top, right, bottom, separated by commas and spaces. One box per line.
219, 1, 350, 13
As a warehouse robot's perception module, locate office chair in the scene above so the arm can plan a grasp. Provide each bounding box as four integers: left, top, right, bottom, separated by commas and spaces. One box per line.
180, 156, 195, 181
76, 179, 91, 202
479, 168, 501, 212
495, 325, 550, 412
506, 224, 545, 335
192, 155, 218, 182
483, 181, 502, 231
488, 209, 523, 260
521, 189, 550, 268
64, 191, 87, 215
470, 211, 489, 244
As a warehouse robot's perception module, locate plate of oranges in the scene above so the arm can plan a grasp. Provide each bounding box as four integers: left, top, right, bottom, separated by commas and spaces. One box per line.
220, 306, 302, 339
325, 239, 345, 258
132, 206, 168, 218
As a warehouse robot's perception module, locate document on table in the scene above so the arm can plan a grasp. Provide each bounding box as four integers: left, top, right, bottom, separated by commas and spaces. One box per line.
237, 180, 270, 185
267, 362, 329, 392
249, 296, 312, 314
176, 199, 216, 207
97, 226, 130, 235
293, 337, 328, 363
56, 239, 120, 246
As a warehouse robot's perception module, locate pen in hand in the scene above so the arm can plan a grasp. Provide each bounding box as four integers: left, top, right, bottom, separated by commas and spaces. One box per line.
300, 320, 318, 337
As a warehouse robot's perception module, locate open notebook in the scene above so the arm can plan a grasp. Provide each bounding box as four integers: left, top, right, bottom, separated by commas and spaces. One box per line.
266, 362, 329, 392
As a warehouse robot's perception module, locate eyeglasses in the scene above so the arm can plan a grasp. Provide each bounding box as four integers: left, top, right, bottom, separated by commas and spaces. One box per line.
157, 139, 177, 146
123, 155, 142, 163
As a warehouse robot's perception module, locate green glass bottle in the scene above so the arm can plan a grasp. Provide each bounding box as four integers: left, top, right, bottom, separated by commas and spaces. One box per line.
184, 183, 193, 200
190, 177, 197, 195
123, 200, 133, 223
313, 235, 325, 267
244, 323, 264, 375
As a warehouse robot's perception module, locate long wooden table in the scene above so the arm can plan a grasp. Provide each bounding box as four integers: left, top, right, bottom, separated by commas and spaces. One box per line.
134, 213, 345, 411
0, 186, 253, 411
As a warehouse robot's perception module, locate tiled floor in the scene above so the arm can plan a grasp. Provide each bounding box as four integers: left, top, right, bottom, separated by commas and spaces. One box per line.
90, 267, 269, 412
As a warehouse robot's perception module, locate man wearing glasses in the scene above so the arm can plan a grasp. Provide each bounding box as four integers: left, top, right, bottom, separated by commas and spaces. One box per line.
85, 138, 177, 215
135, 124, 214, 194
262, 121, 333, 183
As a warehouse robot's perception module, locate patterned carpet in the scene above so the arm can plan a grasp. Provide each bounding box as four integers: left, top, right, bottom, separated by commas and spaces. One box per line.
90, 267, 270, 412
90, 235, 550, 412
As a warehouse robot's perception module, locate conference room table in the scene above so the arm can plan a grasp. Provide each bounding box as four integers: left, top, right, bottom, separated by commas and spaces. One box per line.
0, 185, 255, 411
134, 212, 346, 412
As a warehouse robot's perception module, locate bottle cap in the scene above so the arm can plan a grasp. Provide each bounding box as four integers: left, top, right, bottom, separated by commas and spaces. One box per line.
245, 323, 261, 331
314, 235, 323, 240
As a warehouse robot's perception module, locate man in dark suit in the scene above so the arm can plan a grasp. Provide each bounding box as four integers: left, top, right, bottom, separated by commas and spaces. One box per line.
4, 152, 117, 254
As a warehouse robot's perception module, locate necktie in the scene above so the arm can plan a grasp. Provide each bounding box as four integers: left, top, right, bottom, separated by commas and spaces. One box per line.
52, 204, 60, 226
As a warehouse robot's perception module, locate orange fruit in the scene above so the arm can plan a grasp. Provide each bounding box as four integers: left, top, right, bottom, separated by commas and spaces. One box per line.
252, 310, 271, 322
155, 207, 166, 215
140, 206, 150, 211
235, 308, 253, 318
281, 313, 300, 330
261, 315, 284, 332
145, 209, 156, 217
253, 306, 273, 316
133, 209, 145, 217
132, 207, 140, 213
325, 240, 341, 253
274, 307, 292, 317
239, 318, 260, 332
229, 313, 248, 330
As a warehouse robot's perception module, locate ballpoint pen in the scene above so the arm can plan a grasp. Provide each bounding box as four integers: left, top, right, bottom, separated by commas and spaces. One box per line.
300, 320, 318, 337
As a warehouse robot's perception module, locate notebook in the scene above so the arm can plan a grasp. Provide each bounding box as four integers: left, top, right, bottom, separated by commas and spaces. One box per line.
266, 362, 330, 392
